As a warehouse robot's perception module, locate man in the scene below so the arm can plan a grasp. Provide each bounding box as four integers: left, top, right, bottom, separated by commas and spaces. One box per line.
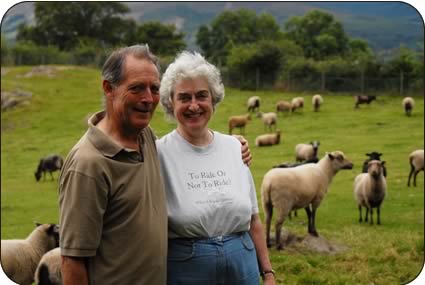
59, 45, 167, 285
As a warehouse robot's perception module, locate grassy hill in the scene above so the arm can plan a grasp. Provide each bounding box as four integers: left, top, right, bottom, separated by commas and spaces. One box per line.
1, 66, 424, 284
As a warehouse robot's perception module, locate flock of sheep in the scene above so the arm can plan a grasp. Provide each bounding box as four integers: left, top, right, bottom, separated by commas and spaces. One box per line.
0, 93, 422, 284
229, 94, 423, 250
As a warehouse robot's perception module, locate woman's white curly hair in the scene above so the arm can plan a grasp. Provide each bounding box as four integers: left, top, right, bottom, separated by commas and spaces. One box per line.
159, 51, 225, 121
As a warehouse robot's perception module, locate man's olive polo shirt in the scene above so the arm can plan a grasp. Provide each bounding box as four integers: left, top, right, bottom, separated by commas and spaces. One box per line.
59, 111, 167, 285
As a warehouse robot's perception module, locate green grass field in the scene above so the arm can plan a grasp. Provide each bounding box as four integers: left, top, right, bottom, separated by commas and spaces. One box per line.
1, 66, 424, 284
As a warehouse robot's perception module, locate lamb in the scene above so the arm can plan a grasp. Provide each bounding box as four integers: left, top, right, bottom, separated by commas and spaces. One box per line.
256, 112, 277, 132
1, 223, 60, 285
228, 114, 251, 135
312, 94, 323, 112
34, 247, 62, 285
261, 151, 353, 249
362, 151, 387, 177
354, 95, 376, 108
295, 141, 320, 162
407, 149, 424, 187
247, 96, 260, 113
291, 97, 304, 112
255, 131, 281, 147
354, 160, 387, 225
402, 97, 415, 116
35, 154, 64, 181
276, 100, 292, 115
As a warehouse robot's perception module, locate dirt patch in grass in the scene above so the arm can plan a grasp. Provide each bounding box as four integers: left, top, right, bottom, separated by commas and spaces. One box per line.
270, 229, 350, 255
19, 65, 73, 78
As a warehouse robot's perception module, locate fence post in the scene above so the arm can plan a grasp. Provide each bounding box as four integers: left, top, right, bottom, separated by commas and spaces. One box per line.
256, 67, 260, 91
321, 71, 325, 91
400, 71, 404, 96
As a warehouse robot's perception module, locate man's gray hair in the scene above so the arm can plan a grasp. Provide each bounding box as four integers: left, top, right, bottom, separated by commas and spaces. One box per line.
159, 51, 225, 121
102, 44, 160, 86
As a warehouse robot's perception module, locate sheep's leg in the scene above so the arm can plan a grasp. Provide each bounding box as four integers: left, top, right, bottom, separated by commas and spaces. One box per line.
369, 208, 374, 225
305, 206, 313, 233
275, 207, 288, 250
305, 206, 318, 236
310, 208, 319, 237
50, 171, 54, 181
264, 202, 273, 248
358, 205, 363, 223
413, 170, 420, 187
408, 165, 414, 187
377, 207, 381, 225
365, 208, 369, 222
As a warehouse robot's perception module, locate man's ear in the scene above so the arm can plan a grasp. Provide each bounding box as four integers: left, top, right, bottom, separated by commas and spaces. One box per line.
102, 80, 114, 98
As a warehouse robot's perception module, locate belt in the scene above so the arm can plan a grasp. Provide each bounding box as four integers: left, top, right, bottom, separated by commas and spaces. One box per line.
172, 231, 245, 243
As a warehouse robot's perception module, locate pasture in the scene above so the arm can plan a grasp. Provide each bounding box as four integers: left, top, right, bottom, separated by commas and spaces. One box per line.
1, 66, 424, 284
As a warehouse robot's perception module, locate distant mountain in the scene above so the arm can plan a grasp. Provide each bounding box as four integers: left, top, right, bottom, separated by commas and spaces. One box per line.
2, 2, 424, 52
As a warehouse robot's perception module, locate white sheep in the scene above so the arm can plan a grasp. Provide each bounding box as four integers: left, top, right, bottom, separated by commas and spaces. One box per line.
255, 131, 281, 147
247, 96, 260, 112
291, 97, 304, 112
312, 94, 323, 112
256, 111, 277, 132
354, 160, 387, 225
295, 141, 320, 162
408, 149, 424, 187
402, 97, 415, 116
261, 151, 353, 249
1, 223, 60, 285
34, 247, 62, 285
276, 100, 292, 115
228, 114, 251, 135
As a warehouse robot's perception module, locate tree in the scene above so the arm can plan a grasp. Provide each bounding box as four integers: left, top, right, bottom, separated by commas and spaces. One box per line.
17, 2, 132, 50
196, 9, 283, 66
131, 22, 186, 57
284, 10, 349, 60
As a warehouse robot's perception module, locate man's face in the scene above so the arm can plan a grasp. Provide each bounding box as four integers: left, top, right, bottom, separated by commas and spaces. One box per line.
108, 55, 160, 133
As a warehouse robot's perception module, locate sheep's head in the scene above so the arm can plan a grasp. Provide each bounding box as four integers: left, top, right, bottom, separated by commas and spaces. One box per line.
35, 172, 42, 181
327, 151, 353, 170
368, 160, 385, 178
310, 141, 320, 153
35, 223, 60, 248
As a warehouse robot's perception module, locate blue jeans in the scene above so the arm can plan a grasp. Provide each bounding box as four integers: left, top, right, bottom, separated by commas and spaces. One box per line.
167, 231, 260, 285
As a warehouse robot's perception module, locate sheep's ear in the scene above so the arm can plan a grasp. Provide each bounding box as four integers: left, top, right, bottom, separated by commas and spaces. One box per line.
34, 221, 42, 227
381, 161, 386, 166
328, 153, 335, 160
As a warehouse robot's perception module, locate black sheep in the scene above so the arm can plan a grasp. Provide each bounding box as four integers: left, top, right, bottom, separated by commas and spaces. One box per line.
355, 95, 376, 108
362, 152, 387, 177
35, 154, 64, 181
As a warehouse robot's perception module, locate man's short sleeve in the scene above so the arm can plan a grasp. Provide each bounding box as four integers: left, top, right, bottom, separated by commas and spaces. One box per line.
59, 170, 108, 257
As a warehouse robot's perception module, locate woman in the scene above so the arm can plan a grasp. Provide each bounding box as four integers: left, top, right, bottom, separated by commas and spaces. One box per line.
157, 51, 276, 285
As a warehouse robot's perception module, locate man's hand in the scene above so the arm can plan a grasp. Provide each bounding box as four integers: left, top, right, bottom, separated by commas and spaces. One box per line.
233, 135, 252, 166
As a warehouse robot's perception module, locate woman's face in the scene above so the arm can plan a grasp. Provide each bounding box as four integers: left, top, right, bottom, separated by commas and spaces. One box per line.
171, 76, 213, 135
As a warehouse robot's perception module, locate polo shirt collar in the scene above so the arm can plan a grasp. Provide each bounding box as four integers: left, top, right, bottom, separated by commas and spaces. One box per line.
87, 111, 130, 158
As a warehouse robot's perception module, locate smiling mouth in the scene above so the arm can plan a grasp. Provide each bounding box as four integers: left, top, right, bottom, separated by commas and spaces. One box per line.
184, 112, 202, 118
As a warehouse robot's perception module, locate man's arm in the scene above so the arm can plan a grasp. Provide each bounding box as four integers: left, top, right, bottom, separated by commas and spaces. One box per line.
232, 135, 252, 166
62, 256, 89, 285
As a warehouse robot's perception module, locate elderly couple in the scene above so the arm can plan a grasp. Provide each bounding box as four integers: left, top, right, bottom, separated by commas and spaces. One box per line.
59, 45, 276, 285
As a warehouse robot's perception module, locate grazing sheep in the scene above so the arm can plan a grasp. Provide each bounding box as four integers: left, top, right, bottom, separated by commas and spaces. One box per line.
228, 114, 251, 135
291, 97, 304, 112
295, 141, 320, 162
247, 96, 260, 113
256, 112, 277, 132
362, 151, 387, 177
408, 149, 424, 187
261, 151, 353, 249
35, 154, 64, 182
1, 223, 60, 285
312, 94, 323, 112
255, 131, 281, 147
276, 100, 292, 115
273, 157, 319, 168
354, 160, 387, 225
34, 247, 62, 285
354, 95, 376, 108
402, 97, 415, 116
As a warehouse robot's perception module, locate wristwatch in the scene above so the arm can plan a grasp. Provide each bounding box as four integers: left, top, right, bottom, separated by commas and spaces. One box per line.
260, 269, 275, 277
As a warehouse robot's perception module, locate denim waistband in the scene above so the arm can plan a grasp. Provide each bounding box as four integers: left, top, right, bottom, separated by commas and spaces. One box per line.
171, 231, 246, 243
